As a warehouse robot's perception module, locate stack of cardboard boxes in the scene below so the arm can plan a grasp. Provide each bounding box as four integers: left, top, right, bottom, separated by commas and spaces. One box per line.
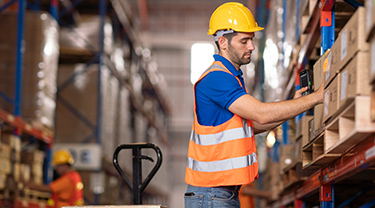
0, 131, 21, 198
21, 150, 45, 186
303, 6, 375, 169
0, 12, 59, 132
367, 0, 375, 121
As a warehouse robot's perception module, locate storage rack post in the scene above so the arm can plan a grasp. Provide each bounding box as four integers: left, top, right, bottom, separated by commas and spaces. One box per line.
321, 0, 335, 54
270, 0, 375, 207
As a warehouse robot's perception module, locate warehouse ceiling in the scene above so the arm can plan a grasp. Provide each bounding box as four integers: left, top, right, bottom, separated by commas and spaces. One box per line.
127, 0, 256, 48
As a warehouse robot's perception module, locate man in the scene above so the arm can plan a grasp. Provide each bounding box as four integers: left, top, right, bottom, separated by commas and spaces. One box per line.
184, 2, 323, 207
22, 149, 84, 208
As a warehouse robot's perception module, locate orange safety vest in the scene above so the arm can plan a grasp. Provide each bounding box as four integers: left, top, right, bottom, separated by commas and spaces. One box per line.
50, 170, 84, 208
185, 61, 258, 187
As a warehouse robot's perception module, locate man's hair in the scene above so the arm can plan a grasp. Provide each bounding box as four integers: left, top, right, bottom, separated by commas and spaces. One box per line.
215, 31, 238, 51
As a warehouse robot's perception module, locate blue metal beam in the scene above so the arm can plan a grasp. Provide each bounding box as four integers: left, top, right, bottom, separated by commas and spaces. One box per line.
57, 56, 99, 92
360, 198, 375, 208
50, 0, 58, 20
282, 121, 289, 144
14, 0, 26, 117
59, 0, 83, 18
343, 0, 363, 9
337, 186, 373, 208
0, 91, 14, 105
57, 95, 96, 131
321, 0, 335, 54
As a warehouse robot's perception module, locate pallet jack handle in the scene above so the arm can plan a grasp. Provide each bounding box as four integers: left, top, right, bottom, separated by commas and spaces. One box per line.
113, 143, 162, 205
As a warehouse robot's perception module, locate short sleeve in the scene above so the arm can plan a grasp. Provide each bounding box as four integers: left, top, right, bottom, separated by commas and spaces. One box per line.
196, 70, 247, 109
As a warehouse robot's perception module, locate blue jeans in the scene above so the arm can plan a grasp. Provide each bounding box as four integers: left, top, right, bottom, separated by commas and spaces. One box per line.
184, 185, 241, 208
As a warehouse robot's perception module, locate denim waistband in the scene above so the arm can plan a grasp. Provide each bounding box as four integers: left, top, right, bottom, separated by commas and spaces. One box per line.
218, 185, 242, 192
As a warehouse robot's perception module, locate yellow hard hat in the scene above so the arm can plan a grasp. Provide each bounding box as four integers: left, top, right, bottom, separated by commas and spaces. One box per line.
207, 2, 264, 35
53, 149, 74, 165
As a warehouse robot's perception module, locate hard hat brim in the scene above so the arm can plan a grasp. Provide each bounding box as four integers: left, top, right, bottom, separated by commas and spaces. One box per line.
207, 26, 264, 36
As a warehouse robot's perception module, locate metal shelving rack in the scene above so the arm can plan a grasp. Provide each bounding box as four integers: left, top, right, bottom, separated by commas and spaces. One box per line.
55, 0, 170, 145
1, 0, 170, 205
270, 0, 375, 207
54, 0, 170, 204
0, 0, 55, 207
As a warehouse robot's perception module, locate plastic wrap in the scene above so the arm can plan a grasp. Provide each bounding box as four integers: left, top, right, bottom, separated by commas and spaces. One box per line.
55, 64, 118, 144
101, 71, 119, 161
263, 0, 304, 102
59, 15, 114, 55
0, 11, 59, 130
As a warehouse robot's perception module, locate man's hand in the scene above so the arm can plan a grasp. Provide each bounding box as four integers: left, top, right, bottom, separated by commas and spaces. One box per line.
293, 87, 308, 99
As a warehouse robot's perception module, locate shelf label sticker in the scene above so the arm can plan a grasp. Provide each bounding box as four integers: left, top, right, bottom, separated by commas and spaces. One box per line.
324, 90, 329, 117
341, 29, 348, 61
324, 53, 331, 81
365, 145, 375, 160
341, 70, 347, 101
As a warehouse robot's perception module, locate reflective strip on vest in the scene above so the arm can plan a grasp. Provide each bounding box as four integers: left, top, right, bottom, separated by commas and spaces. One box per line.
201, 63, 225, 75
185, 61, 258, 186
187, 152, 257, 172
190, 119, 253, 146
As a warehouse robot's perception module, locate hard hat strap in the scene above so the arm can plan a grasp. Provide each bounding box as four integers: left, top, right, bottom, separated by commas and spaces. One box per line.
214, 29, 234, 41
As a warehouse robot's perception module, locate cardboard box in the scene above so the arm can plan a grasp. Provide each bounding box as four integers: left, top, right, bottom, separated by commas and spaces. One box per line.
324, 44, 338, 88
313, 55, 323, 87
10, 149, 20, 162
330, 38, 341, 82
337, 7, 369, 71
296, 115, 313, 147
56, 64, 119, 145
1, 132, 21, 152
20, 164, 31, 182
313, 53, 326, 134
21, 150, 45, 164
0, 12, 59, 129
279, 144, 295, 173
0, 172, 6, 189
339, 52, 371, 108
294, 138, 303, 162
0, 157, 11, 174
0, 143, 10, 158
324, 75, 339, 122
309, 118, 315, 141
370, 35, 375, 83
31, 162, 43, 177
314, 104, 324, 134
366, 0, 375, 40
12, 162, 20, 181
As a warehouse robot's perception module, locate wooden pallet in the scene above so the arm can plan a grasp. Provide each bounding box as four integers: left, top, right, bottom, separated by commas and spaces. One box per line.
302, 131, 341, 169
371, 86, 375, 122
325, 96, 375, 154
280, 162, 309, 193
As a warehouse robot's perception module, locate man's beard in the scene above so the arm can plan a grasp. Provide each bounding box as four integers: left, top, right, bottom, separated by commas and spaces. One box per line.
228, 44, 251, 66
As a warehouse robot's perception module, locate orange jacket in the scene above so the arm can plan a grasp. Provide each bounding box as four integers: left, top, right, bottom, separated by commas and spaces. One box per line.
185, 62, 258, 187
50, 170, 84, 208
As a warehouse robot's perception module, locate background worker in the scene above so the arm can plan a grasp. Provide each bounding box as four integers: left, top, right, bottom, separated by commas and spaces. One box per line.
22, 149, 84, 208
184, 2, 324, 207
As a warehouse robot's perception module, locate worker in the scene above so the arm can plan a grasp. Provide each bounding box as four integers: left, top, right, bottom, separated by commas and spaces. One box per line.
184, 2, 323, 207
22, 149, 84, 208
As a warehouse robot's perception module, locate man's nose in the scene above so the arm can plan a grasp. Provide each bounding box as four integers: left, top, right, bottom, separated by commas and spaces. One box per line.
248, 40, 255, 50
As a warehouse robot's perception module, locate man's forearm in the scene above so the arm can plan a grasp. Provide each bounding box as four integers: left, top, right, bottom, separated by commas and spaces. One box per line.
253, 120, 284, 134
24, 181, 52, 192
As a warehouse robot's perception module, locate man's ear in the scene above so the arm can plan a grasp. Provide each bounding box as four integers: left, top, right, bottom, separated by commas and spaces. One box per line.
217, 36, 227, 50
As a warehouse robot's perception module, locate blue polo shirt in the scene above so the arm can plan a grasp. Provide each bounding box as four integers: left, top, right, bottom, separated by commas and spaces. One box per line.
195, 54, 248, 126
